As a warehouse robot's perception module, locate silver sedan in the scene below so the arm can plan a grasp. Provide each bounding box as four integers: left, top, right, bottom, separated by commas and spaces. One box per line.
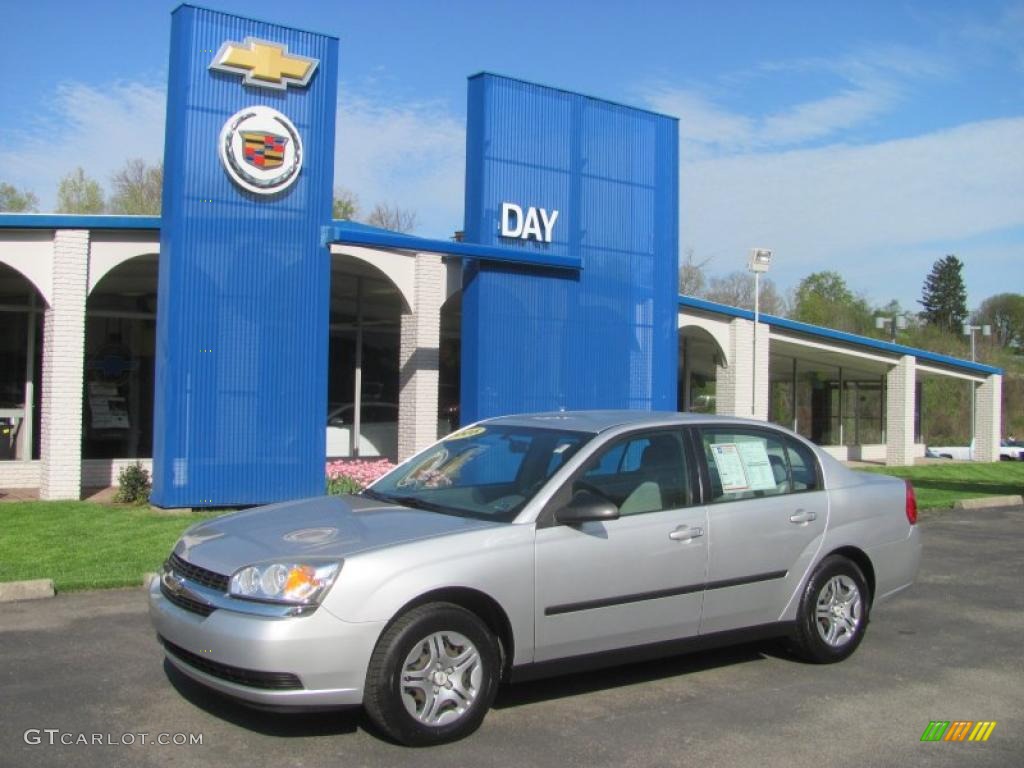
150, 411, 921, 745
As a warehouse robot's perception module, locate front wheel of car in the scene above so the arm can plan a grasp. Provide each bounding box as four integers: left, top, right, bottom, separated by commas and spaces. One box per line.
363, 602, 500, 746
790, 555, 870, 664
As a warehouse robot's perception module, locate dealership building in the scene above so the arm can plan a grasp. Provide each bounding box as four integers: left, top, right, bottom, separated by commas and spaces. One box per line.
0, 6, 1004, 506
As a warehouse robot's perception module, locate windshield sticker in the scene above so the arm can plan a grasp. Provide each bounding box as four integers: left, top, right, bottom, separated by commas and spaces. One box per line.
709, 443, 749, 491
445, 426, 487, 441
710, 441, 777, 493
735, 441, 777, 491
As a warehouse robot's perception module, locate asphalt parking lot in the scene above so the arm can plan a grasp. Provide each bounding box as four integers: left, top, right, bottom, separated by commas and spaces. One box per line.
1, 505, 1022, 768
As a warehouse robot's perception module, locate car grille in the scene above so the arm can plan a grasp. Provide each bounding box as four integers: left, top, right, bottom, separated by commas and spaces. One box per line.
160, 637, 304, 690
167, 553, 230, 593
160, 581, 216, 617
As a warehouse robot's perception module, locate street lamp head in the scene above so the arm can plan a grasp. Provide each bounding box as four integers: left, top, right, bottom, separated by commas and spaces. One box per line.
747, 248, 773, 273
982, 324, 992, 337
895, 315, 908, 330
875, 316, 887, 330
963, 322, 972, 337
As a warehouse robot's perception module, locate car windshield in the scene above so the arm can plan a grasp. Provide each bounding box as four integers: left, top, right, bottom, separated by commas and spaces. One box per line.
365, 424, 593, 521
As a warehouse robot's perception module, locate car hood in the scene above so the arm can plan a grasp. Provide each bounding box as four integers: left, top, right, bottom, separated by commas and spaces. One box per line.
172, 494, 501, 577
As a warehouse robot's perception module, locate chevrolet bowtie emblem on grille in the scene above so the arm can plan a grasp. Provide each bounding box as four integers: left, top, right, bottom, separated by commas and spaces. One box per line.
209, 37, 318, 90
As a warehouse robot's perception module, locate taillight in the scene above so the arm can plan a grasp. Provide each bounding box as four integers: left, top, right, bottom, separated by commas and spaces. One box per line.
905, 480, 918, 525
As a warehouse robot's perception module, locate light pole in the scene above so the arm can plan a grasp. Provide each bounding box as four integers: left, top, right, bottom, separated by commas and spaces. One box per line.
875, 314, 908, 342
748, 248, 773, 417
963, 322, 991, 459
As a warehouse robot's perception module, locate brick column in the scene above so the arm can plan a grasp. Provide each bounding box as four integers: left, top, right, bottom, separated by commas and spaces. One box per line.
715, 317, 767, 420
885, 355, 916, 466
39, 229, 89, 499
973, 374, 1001, 462
397, 253, 444, 462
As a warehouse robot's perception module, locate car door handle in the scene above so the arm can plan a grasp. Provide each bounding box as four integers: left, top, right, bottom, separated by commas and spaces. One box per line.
789, 510, 817, 524
669, 525, 704, 541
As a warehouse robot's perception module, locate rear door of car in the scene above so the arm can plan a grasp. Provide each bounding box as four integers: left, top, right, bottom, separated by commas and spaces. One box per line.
693, 425, 828, 634
533, 428, 709, 662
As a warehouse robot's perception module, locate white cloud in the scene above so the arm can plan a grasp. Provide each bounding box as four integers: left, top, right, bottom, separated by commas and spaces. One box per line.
759, 85, 893, 145
648, 80, 896, 156
334, 93, 465, 237
679, 117, 1024, 305
1, 81, 166, 209
1, 80, 468, 237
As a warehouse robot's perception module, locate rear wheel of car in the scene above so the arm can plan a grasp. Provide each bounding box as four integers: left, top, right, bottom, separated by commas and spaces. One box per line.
363, 602, 500, 746
790, 555, 869, 663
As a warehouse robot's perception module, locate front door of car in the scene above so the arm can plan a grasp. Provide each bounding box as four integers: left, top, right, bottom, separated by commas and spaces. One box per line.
695, 426, 828, 634
533, 429, 708, 662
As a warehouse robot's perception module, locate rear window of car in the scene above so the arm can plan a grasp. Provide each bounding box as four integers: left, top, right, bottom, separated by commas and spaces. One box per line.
699, 427, 820, 502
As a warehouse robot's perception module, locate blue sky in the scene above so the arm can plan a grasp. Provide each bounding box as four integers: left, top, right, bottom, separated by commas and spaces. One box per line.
2, 0, 1022, 310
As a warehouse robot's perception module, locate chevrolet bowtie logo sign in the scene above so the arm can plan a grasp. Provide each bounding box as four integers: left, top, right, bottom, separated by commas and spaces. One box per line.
209, 37, 318, 90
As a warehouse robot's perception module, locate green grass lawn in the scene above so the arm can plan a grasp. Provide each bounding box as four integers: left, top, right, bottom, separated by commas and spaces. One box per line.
2, 465, 1021, 592
0, 502, 217, 592
867, 462, 1024, 510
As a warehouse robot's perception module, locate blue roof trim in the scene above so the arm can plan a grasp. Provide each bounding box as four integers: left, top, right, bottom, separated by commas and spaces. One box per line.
0, 214, 161, 230
679, 295, 1003, 376
323, 221, 582, 271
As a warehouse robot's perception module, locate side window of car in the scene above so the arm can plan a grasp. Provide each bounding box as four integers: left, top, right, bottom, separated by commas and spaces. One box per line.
784, 437, 820, 491
701, 428, 793, 503
575, 431, 692, 516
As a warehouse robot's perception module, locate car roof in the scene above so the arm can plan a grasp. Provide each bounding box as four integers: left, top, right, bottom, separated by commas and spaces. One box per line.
476, 409, 772, 434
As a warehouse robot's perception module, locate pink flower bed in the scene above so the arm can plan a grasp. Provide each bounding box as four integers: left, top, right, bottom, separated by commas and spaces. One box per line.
325, 458, 396, 489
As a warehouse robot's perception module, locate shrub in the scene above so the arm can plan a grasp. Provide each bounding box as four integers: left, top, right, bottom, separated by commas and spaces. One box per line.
326, 459, 395, 496
114, 462, 152, 505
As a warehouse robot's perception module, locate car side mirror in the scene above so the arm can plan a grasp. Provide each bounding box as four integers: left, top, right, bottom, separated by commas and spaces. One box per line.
555, 490, 620, 525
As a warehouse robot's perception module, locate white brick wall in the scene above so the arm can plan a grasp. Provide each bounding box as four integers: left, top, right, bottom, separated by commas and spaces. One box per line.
39, 229, 89, 500
82, 458, 154, 488
0, 459, 154, 491
0, 460, 41, 489
885, 355, 916, 466
397, 254, 444, 461
973, 374, 1001, 463
715, 317, 769, 420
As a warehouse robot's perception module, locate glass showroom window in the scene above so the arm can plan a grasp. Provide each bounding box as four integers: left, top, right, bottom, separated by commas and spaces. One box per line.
82, 255, 157, 459
0, 263, 43, 461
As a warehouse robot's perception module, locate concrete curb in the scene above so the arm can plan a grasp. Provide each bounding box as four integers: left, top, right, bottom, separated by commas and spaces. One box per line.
142, 572, 159, 589
953, 495, 1024, 510
0, 579, 55, 602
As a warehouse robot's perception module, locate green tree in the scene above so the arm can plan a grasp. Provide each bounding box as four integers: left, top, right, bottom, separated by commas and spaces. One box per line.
791, 271, 872, 333
0, 182, 39, 212
919, 254, 968, 333
108, 159, 162, 214
974, 293, 1024, 349
366, 202, 416, 233
332, 187, 359, 220
57, 168, 105, 214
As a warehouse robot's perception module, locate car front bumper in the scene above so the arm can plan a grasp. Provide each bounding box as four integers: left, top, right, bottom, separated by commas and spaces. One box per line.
148, 579, 385, 708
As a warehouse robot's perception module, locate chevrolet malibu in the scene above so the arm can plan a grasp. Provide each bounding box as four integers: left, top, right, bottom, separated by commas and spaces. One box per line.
150, 411, 921, 745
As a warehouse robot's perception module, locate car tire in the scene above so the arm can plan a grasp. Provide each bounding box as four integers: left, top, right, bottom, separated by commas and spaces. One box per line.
363, 602, 500, 746
789, 555, 870, 664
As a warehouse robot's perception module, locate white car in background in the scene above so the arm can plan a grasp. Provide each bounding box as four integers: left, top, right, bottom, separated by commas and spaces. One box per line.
326, 403, 450, 460
926, 440, 1024, 461
326, 403, 400, 459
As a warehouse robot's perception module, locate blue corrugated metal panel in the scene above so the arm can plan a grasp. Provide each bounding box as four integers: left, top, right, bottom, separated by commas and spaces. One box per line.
0, 214, 161, 230
151, 6, 338, 507
678, 295, 1003, 375
323, 221, 581, 269
461, 74, 679, 422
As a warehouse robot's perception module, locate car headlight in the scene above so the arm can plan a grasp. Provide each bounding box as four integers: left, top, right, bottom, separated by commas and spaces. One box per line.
228, 561, 341, 605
